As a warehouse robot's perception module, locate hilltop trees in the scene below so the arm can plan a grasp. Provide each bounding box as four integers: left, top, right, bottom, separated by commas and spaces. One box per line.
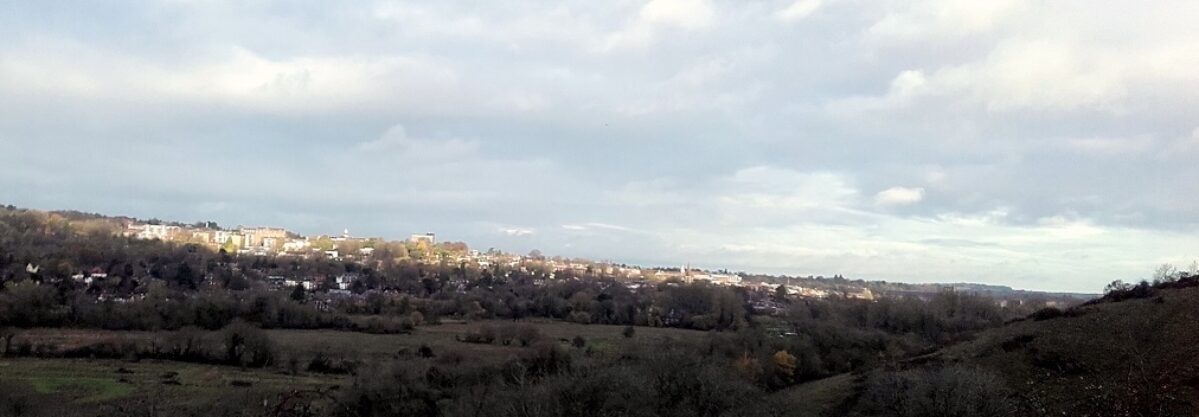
1153, 263, 1179, 284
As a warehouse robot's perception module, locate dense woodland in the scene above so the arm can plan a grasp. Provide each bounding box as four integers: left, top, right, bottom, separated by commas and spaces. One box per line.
0, 206, 1104, 416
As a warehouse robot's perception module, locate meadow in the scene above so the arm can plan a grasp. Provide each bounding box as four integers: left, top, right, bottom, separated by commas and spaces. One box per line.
0, 320, 713, 416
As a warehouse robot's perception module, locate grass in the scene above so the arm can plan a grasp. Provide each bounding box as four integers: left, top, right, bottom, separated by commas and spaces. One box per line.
922, 285, 1199, 415
770, 373, 857, 417
14, 319, 709, 364
1, 320, 711, 414
0, 357, 346, 415
29, 376, 134, 402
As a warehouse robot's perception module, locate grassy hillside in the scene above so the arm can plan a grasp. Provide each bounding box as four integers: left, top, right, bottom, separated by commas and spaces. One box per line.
852, 284, 1199, 416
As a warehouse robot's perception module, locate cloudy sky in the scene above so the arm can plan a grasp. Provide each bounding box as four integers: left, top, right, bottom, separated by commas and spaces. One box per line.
3, 0, 1198, 292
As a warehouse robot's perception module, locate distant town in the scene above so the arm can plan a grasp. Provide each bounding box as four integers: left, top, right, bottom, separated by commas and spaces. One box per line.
114, 217, 1090, 309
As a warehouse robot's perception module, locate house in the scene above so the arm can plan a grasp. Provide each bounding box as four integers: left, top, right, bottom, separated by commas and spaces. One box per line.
335, 274, 359, 290
844, 287, 875, 300
751, 300, 786, 316
240, 227, 289, 250
710, 274, 742, 285
282, 239, 309, 252
131, 224, 180, 241
409, 233, 436, 244
267, 276, 288, 288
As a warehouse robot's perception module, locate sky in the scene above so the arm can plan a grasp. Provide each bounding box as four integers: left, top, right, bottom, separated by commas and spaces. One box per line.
2, 0, 1198, 292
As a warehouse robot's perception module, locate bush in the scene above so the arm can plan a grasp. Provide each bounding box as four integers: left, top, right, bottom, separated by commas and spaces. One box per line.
514, 324, 543, 347
61, 338, 140, 360
853, 366, 1014, 417
1096, 280, 1155, 304
459, 324, 542, 347
417, 344, 434, 358
358, 317, 413, 334
518, 341, 572, 378
435, 349, 467, 365
1029, 307, 1063, 321
460, 325, 498, 344
220, 321, 275, 367
159, 326, 210, 362
567, 311, 592, 324
622, 326, 636, 338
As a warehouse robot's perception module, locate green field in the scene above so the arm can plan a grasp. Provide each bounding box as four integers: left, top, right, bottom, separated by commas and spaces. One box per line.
0, 357, 345, 416
14, 319, 708, 362
0, 320, 711, 415
769, 373, 858, 417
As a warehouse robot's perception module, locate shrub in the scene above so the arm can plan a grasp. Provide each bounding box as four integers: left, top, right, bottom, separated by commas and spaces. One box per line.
1029, 307, 1063, 321
507, 341, 574, 380
220, 321, 275, 367
417, 344, 434, 358
358, 317, 412, 334
460, 325, 498, 344
159, 326, 210, 362
567, 311, 592, 324
853, 366, 1014, 417
514, 324, 543, 347
435, 349, 466, 365
622, 326, 636, 338
62, 338, 140, 360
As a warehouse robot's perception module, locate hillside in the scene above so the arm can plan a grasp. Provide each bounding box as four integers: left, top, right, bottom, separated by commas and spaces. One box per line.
852, 281, 1199, 416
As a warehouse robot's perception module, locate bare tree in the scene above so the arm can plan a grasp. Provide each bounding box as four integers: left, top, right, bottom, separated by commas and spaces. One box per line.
1152, 263, 1178, 284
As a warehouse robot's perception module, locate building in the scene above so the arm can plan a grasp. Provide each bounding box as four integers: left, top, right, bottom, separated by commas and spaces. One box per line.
131, 224, 180, 241
409, 233, 436, 245
710, 273, 742, 285
335, 274, 359, 290
240, 227, 288, 250
282, 239, 310, 252
213, 230, 237, 244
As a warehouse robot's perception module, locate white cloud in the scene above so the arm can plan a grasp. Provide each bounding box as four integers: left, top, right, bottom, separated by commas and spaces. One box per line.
353, 124, 479, 160
640, 0, 716, 30
561, 223, 642, 233
1065, 136, 1153, 155
601, 0, 716, 50
775, 0, 822, 22
501, 227, 535, 236
0, 40, 460, 114
867, 0, 1028, 41
875, 187, 925, 206
831, 41, 1130, 114
1165, 128, 1199, 154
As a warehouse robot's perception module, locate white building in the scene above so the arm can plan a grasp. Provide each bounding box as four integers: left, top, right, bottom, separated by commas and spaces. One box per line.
133, 224, 179, 240
282, 239, 309, 252
409, 233, 436, 244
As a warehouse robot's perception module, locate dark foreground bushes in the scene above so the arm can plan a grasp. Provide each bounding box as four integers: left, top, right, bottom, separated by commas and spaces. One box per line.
336, 341, 776, 417
852, 366, 1015, 417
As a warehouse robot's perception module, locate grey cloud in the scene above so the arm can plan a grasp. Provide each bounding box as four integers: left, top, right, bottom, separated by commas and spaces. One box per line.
2, 0, 1199, 291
